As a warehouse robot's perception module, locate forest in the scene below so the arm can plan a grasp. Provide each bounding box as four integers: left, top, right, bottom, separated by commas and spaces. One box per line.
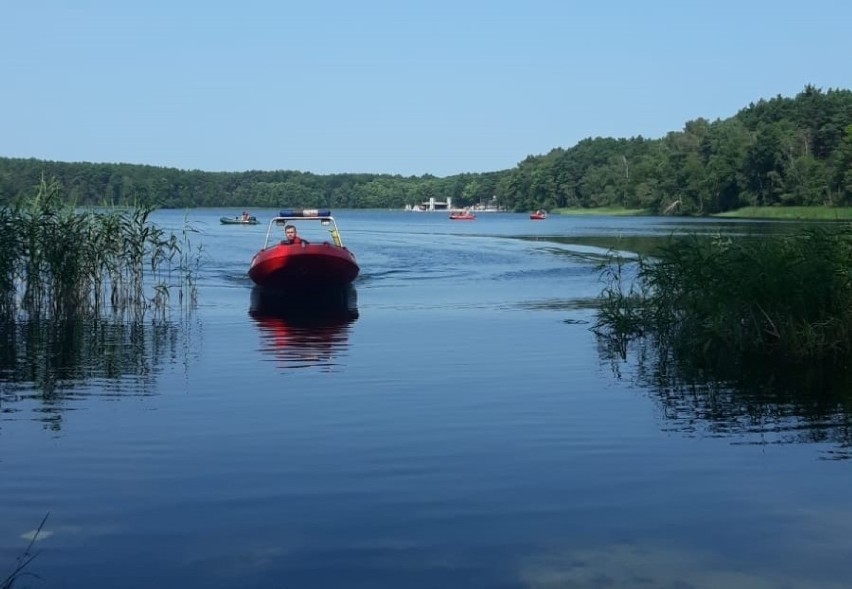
1, 85, 850, 214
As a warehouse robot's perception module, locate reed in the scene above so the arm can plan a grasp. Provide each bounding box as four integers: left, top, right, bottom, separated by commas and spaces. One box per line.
594, 226, 852, 362
1, 514, 48, 589
0, 177, 199, 320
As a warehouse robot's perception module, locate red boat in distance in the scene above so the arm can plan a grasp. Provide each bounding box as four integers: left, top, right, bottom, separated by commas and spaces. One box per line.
449, 210, 476, 220
530, 210, 548, 220
248, 209, 359, 290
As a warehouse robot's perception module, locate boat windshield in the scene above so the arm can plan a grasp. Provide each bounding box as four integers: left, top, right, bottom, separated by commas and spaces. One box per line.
261, 213, 345, 248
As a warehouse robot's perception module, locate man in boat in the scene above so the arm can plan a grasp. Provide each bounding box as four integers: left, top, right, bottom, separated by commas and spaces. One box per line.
282, 224, 306, 245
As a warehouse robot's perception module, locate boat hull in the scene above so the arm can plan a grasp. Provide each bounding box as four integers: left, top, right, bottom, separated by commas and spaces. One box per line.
248, 243, 359, 289
529, 214, 547, 220
449, 214, 476, 220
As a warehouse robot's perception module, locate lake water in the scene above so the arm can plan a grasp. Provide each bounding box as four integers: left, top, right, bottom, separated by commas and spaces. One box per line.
2, 209, 851, 588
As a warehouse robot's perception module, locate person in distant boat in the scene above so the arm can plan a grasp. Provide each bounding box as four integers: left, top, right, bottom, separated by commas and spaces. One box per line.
242, 210, 249, 221
282, 224, 306, 245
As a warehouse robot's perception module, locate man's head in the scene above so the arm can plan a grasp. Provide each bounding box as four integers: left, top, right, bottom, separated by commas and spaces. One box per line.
284, 224, 298, 242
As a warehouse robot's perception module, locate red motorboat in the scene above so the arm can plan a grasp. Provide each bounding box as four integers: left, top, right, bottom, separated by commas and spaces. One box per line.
449, 210, 476, 220
530, 210, 548, 220
248, 209, 359, 289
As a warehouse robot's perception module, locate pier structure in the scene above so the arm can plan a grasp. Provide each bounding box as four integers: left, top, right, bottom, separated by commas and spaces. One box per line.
406, 197, 453, 211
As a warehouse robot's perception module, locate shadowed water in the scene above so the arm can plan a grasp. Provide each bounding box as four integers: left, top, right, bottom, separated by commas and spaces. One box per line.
1, 209, 851, 588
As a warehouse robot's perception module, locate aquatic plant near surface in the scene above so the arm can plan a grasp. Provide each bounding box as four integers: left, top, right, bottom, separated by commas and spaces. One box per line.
594, 226, 852, 362
0, 177, 200, 320
0, 514, 49, 589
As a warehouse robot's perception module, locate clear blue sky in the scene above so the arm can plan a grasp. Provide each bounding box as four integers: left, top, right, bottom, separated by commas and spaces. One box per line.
2, 0, 849, 177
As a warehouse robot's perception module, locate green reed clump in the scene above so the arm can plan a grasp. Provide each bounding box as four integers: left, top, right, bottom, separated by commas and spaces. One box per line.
0, 177, 199, 320
0, 206, 20, 315
595, 226, 852, 362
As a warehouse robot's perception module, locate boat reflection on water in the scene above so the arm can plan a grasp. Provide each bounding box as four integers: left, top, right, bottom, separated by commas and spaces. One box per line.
249, 285, 359, 370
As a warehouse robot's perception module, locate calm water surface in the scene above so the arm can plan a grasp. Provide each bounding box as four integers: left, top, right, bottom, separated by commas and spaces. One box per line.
1, 210, 851, 588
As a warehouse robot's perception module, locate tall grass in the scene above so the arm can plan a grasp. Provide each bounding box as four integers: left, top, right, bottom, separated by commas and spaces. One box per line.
595, 226, 852, 362
0, 177, 199, 320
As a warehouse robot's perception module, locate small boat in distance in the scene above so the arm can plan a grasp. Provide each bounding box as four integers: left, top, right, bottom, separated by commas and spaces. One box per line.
221, 211, 259, 225
248, 209, 359, 290
530, 210, 548, 220
449, 210, 476, 220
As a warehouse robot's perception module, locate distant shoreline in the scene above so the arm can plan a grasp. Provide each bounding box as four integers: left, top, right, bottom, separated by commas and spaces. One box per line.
550, 206, 852, 220
551, 207, 650, 216
712, 206, 852, 220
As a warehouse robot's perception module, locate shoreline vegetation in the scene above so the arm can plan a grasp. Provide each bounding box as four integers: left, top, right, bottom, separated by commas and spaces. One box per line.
594, 224, 852, 364
713, 206, 852, 220
0, 178, 200, 321
551, 205, 852, 220
551, 207, 650, 216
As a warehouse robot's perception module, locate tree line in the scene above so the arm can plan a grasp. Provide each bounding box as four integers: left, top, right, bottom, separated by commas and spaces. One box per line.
1, 85, 849, 214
